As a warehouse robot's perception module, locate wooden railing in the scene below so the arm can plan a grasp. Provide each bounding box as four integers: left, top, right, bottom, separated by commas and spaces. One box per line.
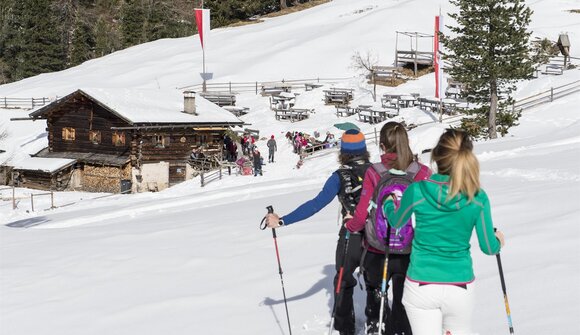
512, 80, 580, 112
178, 76, 354, 94
1, 97, 51, 109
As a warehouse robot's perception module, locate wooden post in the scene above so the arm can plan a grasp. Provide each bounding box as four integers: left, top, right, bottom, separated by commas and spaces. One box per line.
414, 33, 418, 76
395, 32, 399, 69
51, 191, 55, 209
373, 70, 377, 102
550, 87, 554, 102
31, 194, 34, 212
12, 172, 16, 210
255, 82, 258, 95
219, 167, 222, 180
229, 82, 232, 93
4, 97, 7, 108
201, 172, 205, 187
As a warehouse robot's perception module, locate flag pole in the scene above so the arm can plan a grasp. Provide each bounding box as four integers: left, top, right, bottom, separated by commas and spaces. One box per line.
202, 0, 206, 92
436, 6, 443, 123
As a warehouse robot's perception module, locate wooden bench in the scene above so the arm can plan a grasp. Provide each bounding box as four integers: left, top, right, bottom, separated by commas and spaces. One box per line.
200, 92, 236, 106
274, 108, 312, 122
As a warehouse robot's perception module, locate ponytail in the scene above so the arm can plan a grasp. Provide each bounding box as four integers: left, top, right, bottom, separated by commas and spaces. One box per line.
432, 129, 480, 201
380, 122, 414, 170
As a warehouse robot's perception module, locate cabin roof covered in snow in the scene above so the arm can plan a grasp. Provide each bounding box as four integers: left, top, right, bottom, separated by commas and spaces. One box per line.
10, 157, 76, 174
28, 88, 244, 125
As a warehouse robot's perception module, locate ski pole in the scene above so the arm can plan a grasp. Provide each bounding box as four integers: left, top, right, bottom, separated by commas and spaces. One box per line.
260, 206, 292, 335
377, 223, 392, 335
328, 228, 351, 335
494, 228, 514, 334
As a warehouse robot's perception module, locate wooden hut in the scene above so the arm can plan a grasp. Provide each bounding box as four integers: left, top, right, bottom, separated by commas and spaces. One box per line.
13, 88, 244, 193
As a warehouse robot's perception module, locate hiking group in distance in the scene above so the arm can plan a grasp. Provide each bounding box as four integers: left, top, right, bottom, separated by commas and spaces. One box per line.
264, 123, 506, 335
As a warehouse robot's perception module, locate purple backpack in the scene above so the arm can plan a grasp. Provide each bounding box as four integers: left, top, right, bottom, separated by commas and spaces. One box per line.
364, 162, 420, 254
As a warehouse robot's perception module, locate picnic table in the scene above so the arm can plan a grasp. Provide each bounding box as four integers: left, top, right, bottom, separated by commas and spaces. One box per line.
417, 97, 460, 115
261, 83, 292, 96
323, 88, 354, 105
357, 106, 398, 124
274, 108, 312, 122
398, 95, 416, 108
200, 92, 236, 106
269, 94, 296, 110
335, 104, 356, 117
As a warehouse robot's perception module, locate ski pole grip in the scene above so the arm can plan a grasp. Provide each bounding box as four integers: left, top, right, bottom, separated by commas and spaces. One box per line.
260, 206, 275, 230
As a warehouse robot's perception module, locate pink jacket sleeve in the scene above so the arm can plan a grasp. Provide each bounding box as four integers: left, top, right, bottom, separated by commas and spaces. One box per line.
345, 167, 379, 232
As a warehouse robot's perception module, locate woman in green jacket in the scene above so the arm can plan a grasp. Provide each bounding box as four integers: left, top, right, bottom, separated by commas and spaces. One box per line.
383, 129, 505, 335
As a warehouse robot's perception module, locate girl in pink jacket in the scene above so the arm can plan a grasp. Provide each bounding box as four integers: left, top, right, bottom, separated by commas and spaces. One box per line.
345, 122, 431, 335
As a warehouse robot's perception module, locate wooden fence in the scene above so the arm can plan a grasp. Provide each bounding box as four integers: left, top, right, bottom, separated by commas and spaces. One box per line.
179, 76, 354, 94
1, 97, 50, 109
512, 80, 580, 112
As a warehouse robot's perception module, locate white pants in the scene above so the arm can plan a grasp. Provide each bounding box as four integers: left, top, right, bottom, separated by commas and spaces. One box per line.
402, 279, 476, 335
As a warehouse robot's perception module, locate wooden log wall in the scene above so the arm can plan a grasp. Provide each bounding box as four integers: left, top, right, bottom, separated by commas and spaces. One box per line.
137, 129, 225, 163
46, 93, 131, 156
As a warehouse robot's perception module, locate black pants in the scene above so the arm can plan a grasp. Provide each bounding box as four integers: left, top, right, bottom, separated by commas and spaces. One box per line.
333, 227, 362, 333
363, 251, 412, 335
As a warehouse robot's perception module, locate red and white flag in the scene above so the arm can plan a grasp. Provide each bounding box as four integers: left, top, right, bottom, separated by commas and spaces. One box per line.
434, 15, 444, 98
194, 8, 211, 49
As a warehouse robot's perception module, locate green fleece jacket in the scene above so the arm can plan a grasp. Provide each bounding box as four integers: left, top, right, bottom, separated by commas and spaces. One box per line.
383, 174, 501, 284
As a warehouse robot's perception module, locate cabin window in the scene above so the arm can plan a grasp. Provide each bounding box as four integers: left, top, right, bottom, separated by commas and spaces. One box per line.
153, 135, 170, 148
112, 131, 126, 146
193, 134, 207, 146
89, 130, 101, 144
62, 127, 75, 141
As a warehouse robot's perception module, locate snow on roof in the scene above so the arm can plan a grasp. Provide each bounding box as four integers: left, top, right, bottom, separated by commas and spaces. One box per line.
31, 88, 243, 125
80, 88, 243, 124
11, 157, 76, 174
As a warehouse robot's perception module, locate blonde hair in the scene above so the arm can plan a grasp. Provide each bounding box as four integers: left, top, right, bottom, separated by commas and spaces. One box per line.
380, 122, 414, 170
431, 129, 480, 201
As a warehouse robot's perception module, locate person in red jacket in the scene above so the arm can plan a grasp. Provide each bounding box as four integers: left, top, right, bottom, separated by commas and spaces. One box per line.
345, 122, 431, 335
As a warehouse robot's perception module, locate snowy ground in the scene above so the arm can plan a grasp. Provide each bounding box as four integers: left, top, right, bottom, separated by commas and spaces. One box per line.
1, 0, 580, 334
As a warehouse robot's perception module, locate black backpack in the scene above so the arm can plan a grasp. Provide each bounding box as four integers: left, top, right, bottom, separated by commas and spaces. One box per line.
337, 160, 371, 217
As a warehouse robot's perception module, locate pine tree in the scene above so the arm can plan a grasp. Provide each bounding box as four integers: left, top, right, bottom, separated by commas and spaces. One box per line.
121, 0, 146, 47
443, 0, 534, 139
3, 0, 66, 81
70, 20, 96, 66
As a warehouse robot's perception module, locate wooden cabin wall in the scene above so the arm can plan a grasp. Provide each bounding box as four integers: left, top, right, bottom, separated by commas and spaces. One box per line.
18, 171, 53, 191
16, 167, 74, 191
137, 129, 224, 163
47, 94, 131, 156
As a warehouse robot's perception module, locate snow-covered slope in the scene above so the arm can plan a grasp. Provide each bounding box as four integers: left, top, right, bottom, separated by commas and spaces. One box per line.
1, 1, 579, 335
